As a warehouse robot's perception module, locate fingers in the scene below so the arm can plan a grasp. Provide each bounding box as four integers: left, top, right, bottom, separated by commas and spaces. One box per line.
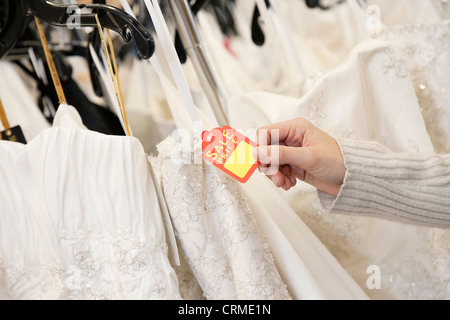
254, 145, 306, 191
254, 118, 344, 195
253, 145, 314, 169
269, 165, 298, 191
253, 144, 314, 191
256, 117, 311, 147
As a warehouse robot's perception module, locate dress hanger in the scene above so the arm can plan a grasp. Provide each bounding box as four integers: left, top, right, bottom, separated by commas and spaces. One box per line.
251, 0, 270, 46
168, 0, 228, 127
304, 0, 346, 11
210, 0, 238, 37
0, 0, 155, 60
172, 0, 237, 63
8, 9, 127, 135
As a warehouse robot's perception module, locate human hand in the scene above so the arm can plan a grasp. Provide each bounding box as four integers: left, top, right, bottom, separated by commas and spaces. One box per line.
253, 118, 346, 196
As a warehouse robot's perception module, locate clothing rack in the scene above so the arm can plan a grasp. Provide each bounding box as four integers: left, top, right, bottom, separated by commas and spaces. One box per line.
0, 0, 448, 302
167, 0, 229, 127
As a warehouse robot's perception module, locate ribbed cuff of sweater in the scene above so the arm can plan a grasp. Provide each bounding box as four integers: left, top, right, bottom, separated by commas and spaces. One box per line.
318, 138, 450, 229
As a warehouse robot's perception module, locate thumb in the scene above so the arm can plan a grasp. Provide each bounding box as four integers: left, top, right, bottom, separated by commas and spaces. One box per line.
253, 145, 311, 168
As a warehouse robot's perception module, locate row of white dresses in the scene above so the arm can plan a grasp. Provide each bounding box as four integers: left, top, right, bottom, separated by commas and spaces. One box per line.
1, 0, 449, 299
0, 69, 362, 300
162, 0, 450, 299
220, 0, 450, 300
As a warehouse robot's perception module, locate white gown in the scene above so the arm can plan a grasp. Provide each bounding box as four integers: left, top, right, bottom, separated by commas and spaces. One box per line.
375, 20, 450, 154
134, 0, 368, 299
149, 67, 369, 299
226, 19, 450, 299
150, 137, 292, 300
0, 104, 181, 300
366, 0, 448, 27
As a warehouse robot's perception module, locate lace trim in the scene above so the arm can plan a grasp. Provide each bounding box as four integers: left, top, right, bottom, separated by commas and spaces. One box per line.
376, 21, 450, 153
154, 137, 291, 300
1, 229, 181, 300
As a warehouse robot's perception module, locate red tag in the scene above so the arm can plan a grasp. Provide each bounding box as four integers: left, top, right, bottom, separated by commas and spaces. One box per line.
202, 126, 260, 183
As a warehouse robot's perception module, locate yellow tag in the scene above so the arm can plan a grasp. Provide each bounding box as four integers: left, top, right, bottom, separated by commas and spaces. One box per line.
224, 142, 257, 179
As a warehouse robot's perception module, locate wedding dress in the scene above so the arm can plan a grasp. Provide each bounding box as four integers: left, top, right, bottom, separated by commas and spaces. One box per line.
366, 0, 448, 27
124, 0, 368, 300
374, 20, 450, 154
0, 104, 181, 300
150, 137, 292, 300
148, 62, 369, 300
275, 0, 366, 78
146, 71, 293, 299
150, 134, 369, 300
224, 13, 450, 298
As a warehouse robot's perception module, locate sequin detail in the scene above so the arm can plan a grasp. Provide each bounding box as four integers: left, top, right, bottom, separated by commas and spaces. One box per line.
376, 21, 450, 153
150, 136, 291, 300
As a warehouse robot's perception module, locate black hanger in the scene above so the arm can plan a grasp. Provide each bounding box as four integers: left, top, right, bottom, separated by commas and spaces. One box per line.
251, 0, 270, 46
305, 0, 321, 9
305, 0, 345, 10
14, 44, 126, 136
0, 0, 155, 60
251, 0, 345, 47
211, 0, 237, 37
173, 0, 237, 64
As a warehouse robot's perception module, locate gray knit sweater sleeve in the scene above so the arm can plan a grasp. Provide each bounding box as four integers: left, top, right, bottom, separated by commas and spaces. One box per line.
318, 138, 450, 229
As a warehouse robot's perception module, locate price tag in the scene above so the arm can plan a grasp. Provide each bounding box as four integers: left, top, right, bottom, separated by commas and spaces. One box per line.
202, 126, 260, 183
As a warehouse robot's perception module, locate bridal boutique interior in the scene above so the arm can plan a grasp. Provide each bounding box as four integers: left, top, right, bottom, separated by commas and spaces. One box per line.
0, 0, 449, 300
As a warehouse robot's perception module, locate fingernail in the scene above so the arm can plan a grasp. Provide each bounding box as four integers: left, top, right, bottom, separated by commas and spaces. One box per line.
290, 177, 296, 185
